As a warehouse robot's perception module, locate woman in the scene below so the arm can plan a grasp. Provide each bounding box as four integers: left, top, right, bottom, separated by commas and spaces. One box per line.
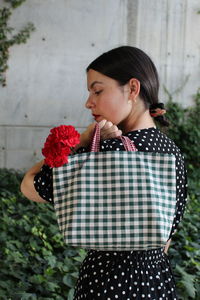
21, 46, 187, 299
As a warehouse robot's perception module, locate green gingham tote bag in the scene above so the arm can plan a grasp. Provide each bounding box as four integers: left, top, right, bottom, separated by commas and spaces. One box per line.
53, 124, 177, 251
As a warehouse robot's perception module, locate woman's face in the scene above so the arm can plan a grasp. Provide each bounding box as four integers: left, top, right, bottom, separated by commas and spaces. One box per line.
86, 69, 132, 125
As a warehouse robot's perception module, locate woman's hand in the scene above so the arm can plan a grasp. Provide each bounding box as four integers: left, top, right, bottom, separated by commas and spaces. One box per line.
74, 119, 122, 149
99, 120, 122, 140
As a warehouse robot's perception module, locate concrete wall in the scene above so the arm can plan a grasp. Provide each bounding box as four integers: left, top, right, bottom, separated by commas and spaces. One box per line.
0, 0, 199, 170
127, 0, 200, 106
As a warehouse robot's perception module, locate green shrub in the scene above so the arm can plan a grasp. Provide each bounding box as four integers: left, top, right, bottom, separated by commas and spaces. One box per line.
0, 169, 86, 299
165, 88, 200, 194
165, 89, 200, 299
169, 196, 200, 299
0, 89, 200, 299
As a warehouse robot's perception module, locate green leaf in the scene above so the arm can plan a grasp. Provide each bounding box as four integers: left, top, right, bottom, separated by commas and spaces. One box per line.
63, 274, 76, 288
67, 288, 75, 300
20, 293, 37, 300
45, 255, 57, 268
175, 265, 196, 298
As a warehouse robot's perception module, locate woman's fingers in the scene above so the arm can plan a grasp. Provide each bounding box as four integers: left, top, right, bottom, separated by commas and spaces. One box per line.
98, 119, 107, 129
99, 120, 122, 139
102, 121, 113, 130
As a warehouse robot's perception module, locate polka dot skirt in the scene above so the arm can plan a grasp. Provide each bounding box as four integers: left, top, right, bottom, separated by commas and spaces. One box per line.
74, 248, 178, 300
34, 127, 187, 299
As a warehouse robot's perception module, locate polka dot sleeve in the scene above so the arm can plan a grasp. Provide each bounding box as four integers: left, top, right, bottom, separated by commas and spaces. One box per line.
169, 155, 188, 238
34, 164, 53, 203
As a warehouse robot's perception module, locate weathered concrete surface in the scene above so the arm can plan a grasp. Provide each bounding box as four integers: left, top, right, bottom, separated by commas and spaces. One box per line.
127, 0, 200, 105
0, 0, 199, 169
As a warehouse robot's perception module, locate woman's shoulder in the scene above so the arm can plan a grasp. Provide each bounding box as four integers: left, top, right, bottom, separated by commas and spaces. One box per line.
100, 127, 184, 158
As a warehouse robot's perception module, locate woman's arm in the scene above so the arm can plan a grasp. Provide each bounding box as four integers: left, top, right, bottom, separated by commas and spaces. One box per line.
164, 239, 171, 254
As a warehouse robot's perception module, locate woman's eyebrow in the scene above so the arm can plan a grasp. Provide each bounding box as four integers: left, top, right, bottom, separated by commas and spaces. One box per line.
88, 81, 103, 91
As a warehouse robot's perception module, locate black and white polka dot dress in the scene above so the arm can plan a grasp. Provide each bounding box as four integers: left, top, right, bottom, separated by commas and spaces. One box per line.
34, 127, 187, 300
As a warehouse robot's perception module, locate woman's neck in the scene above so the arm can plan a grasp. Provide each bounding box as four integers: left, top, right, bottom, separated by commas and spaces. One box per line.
119, 102, 156, 134
127, 112, 155, 132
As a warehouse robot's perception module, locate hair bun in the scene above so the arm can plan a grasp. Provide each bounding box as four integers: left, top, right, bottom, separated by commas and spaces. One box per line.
150, 103, 166, 117
149, 103, 169, 127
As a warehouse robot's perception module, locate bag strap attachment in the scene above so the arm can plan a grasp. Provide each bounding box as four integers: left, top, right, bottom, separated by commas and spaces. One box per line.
90, 123, 101, 152
119, 135, 138, 152
90, 123, 138, 152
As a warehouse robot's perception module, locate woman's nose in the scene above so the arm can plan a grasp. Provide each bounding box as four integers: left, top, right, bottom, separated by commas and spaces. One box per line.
85, 95, 95, 109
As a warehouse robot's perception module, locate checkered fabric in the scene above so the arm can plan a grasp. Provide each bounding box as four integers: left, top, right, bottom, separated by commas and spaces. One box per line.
53, 151, 176, 250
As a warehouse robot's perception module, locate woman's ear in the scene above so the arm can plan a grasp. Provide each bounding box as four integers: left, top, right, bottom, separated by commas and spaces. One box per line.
128, 78, 140, 101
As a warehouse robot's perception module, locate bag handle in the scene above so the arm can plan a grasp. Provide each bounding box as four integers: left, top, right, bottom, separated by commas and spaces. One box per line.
90, 123, 138, 152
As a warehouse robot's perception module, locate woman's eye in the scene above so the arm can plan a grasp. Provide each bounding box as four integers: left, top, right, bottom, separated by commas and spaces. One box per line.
94, 90, 102, 95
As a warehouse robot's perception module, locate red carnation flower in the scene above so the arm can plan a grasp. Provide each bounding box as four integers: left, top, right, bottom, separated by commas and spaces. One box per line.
42, 125, 80, 168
